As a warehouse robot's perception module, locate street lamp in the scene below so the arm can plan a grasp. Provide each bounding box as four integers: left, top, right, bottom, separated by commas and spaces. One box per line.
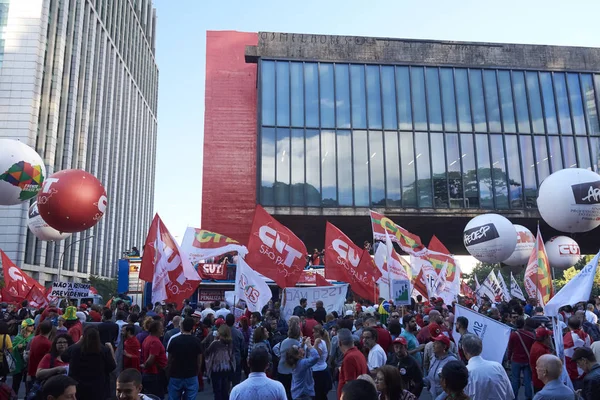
58, 235, 94, 282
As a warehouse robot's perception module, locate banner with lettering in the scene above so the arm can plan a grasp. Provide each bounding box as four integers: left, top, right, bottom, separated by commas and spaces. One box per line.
369, 210, 425, 255
181, 227, 248, 263
198, 263, 228, 280
281, 284, 349, 322
524, 227, 554, 306
478, 270, 504, 302
453, 304, 512, 364
246, 205, 307, 288
50, 282, 91, 298
510, 272, 526, 301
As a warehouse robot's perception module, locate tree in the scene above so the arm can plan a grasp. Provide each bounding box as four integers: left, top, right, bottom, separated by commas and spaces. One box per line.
553, 255, 600, 297
85, 275, 118, 302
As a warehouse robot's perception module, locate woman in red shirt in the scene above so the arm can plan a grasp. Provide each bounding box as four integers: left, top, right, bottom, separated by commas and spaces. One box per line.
35, 334, 74, 381
122, 325, 141, 371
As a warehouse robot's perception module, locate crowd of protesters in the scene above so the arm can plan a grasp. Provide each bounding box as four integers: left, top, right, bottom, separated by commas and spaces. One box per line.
0, 291, 598, 400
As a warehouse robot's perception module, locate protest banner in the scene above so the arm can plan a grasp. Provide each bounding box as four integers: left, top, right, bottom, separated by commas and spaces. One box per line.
453, 304, 511, 364
281, 284, 348, 321
50, 281, 91, 298
180, 227, 248, 263
390, 279, 411, 305
198, 263, 228, 280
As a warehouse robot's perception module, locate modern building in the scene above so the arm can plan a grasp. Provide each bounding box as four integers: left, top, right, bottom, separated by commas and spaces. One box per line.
0, 0, 158, 283
202, 31, 600, 256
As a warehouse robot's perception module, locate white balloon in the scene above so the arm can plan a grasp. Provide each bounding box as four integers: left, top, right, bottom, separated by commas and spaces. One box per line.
537, 168, 600, 233
0, 139, 46, 206
502, 225, 535, 267
27, 202, 71, 242
545, 236, 581, 270
463, 214, 517, 263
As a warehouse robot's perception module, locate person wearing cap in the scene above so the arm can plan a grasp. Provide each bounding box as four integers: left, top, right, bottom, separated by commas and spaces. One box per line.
533, 354, 575, 400
572, 347, 600, 400
424, 334, 456, 398
386, 336, 423, 397
11, 317, 35, 393
462, 334, 514, 400
63, 306, 83, 342
423, 322, 457, 374
530, 326, 553, 392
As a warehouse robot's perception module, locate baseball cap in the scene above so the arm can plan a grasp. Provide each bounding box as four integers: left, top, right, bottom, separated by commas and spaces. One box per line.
21, 318, 34, 328
571, 347, 595, 362
215, 318, 226, 328
432, 334, 451, 348
393, 336, 408, 346
79, 304, 88, 310
192, 310, 202, 318
535, 326, 553, 340
428, 322, 442, 337
345, 310, 354, 316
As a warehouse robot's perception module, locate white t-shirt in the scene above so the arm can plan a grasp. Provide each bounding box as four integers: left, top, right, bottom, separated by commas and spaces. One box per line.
311, 340, 329, 372
585, 310, 598, 324
367, 343, 387, 371
201, 308, 215, 319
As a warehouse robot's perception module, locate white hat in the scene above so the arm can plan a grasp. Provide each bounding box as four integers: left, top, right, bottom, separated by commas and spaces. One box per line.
345, 310, 354, 316
192, 310, 203, 318
76, 311, 86, 323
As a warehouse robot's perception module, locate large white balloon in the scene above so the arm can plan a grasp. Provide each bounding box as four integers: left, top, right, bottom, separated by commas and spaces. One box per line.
537, 168, 600, 233
502, 225, 535, 267
545, 236, 581, 269
463, 214, 517, 263
27, 202, 71, 242
0, 139, 46, 206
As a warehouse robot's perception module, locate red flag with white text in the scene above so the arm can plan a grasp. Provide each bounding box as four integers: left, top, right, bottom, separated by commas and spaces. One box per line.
0, 250, 44, 301
246, 205, 307, 288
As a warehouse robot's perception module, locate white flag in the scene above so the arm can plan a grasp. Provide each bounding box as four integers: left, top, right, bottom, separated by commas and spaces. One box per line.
474, 274, 482, 306
544, 251, 600, 316
235, 256, 272, 313
434, 261, 448, 296
496, 271, 511, 302
510, 272, 526, 301
478, 270, 503, 302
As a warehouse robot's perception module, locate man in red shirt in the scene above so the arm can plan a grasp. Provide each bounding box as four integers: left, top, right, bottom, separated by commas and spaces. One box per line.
27, 321, 53, 389
301, 308, 319, 342
337, 328, 367, 399
507, 317, 535, 399
530, 326, 553, 392
123, 325, 141, 371
141, 320, 167, 398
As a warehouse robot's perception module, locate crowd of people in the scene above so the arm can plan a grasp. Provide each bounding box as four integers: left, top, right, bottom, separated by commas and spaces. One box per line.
0, 293, 599, 400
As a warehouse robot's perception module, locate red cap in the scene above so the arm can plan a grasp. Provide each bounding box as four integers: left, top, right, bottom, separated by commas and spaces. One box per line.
432, 334, 451, 348
79, 304, 88, 310
535, 326, 553, 339
393, 336, 408, 346
215, 318, 226, 328
428, 322, 442, 337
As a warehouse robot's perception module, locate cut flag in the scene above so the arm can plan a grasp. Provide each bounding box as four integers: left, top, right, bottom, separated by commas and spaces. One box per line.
180, 227, 248, 263
0, 249, 45, 302
524, 227, 554, 307
235, 256, 272, 313
510, 272, 526, 302
140, 214, 201, 305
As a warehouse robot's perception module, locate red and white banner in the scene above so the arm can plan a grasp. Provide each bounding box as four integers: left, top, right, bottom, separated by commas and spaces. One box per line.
246, 205, 307, 288
180, 227, 247, 263
296, 269, 332, 287
140, 214, 201, 305
0, 250, 45, 302
198, 263, 228, 280
235, 256, 273, 313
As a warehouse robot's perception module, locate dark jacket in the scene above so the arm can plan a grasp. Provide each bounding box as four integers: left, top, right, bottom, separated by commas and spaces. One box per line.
582, 321, 600, 342
386, 352, 423, 397
583, 363, 600, 400
293, 305, 306, 318
314, 306, 327, 325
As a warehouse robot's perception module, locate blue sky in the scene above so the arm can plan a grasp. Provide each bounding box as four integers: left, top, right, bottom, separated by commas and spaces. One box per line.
152, 0, 600, 241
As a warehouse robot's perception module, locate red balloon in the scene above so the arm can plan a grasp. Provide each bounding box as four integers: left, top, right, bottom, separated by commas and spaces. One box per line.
37, 169, 107, 233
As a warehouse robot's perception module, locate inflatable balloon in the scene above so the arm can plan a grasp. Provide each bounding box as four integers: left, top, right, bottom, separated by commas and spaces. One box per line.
37, 169, 107, 233
27, 202, 71, 241
545, 236, 581, 269
502, 225, 535, 267
0, 139, 46, 205
537, 168, 600, 233
463, 214, 517, 263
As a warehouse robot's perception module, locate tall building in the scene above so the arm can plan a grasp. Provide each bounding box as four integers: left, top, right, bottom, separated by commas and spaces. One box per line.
0, 0, 158, 283
202, 31, 600, 255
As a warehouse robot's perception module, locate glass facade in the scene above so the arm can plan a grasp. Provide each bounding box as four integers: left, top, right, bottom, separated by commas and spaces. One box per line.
259, 60, 600, 209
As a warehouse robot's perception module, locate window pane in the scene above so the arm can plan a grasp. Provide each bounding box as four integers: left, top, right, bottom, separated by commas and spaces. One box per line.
461, 134, 478, 208
385, 131, 401, 206
350, 65, 367, 129
446, 133, 463, 208
426, 67, 442, 131
475, 134, 493, 209
353, 130, 369, 206
547, 136, 563, 173
401, 132, 417, 207
520, 135, 537, 208
512, 71, 530, 133
337, 130, 353, 206
505, 135, 523, 208
396, 67, 412, 130
498, 71, 516, 133
490, 135, 508, 209
580, 74, 600, 135
305, 129, 320, 205
290, 63, 304, 127
291, 129, 305, 206
260, 127, 275, 205
577, 136, 591, 169
415, 132, 432, 207
526, 72, 545, 133
562, 136, 577, 168
590, 137, 600, 172
567, 73, 586, 135
411, 67, 427, 131
469, 70, 486, 132
431, 132, 447, 207
305, 63, 319, 128
534, 136, 550, 184
539, 72, 559, 134
262, 61, 275, 126
455, 69, 472, 132
321, 130, 336, 205
335, 64, 351, 129
554, 73, 572, 134
483, 70, 501, 133
366, 66, 382, 129
319, 64, 335, 128
276, 62, 290, 126
381, 66, 398, 130
440, 68, 457, 131
369, 131, 385, 206
275, 128, 290, 205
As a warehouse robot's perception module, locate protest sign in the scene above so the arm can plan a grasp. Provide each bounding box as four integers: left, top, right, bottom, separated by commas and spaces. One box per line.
198, 263, 228, 280
281, 284, 348, 321
50, 282, 91, 298
391, 279, 411, 305
453, 304, 511, 364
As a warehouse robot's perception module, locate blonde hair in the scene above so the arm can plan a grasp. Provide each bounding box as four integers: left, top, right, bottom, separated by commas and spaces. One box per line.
313, 324, 330, 352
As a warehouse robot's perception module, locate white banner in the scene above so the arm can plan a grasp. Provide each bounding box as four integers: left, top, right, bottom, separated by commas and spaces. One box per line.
453, 304, 511, 365
50, 282, 91, 298
235, 257, 272, 313
281, 284, 349, 322
510, 272, 526, 302
478, 270, 503, 302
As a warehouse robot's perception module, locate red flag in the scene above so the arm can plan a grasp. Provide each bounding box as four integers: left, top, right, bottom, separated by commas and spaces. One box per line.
140, 214, 202, 305
324, 222, 379, 302
412, 269, 429, 300
27, 285, 48, 308
315, 273, 332, 287
428, 235, 450, 254
0, 250, 44, 301
89, 286, 98, 295
246, 205, 307, 288
460, 281, 476, 300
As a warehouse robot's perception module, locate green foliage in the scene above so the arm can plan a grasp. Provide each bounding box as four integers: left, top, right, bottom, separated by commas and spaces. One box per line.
554, 255, 600, 297
84, 275, 118, 301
